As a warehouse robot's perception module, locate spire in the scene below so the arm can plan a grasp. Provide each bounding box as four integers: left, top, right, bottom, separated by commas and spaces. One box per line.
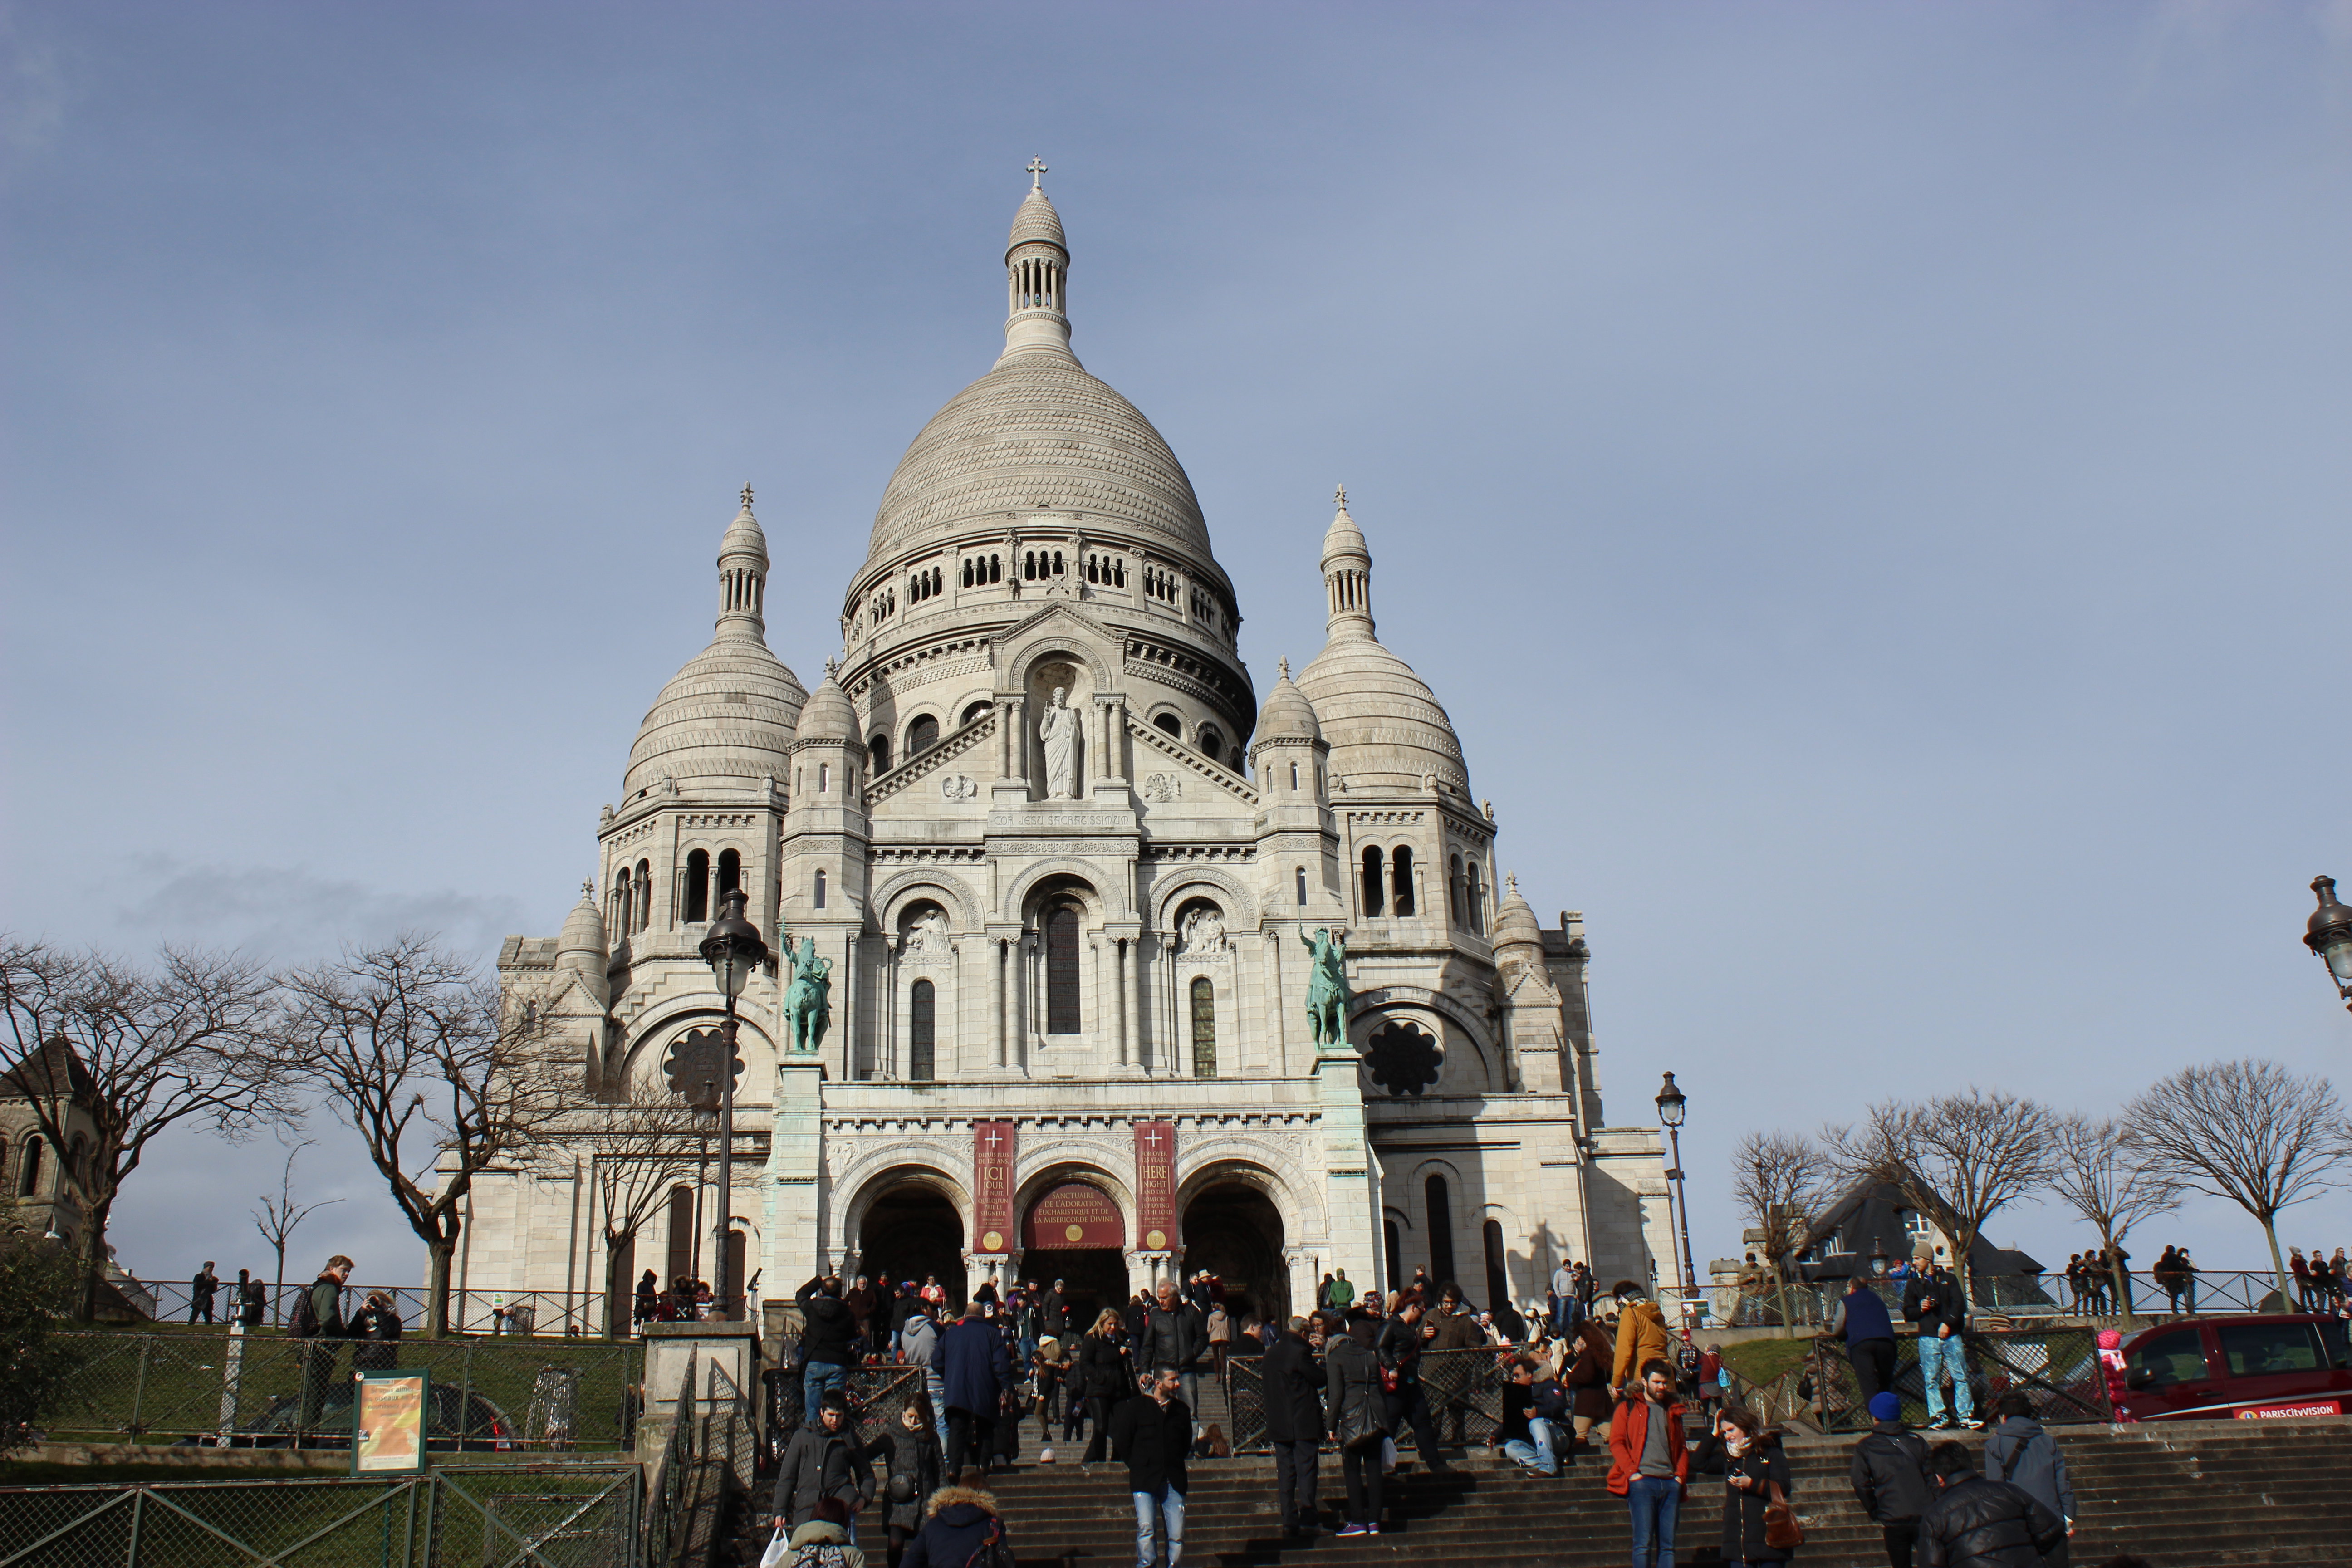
1321, 485, 1373, 640
716, 486, 770, 641
1001, 162, 1074, 364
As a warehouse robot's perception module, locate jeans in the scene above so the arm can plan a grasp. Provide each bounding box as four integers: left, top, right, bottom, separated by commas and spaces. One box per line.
802, 1360, 847, 1425
1272, 1438, 1319, 1527
923, 1369, 950, 1456
1917, 1333, 1974, 1424
1130, 1484, 1185, 1568
1340, 1445, 1382, 1527
1501, 1417, 1559, 1476
945, 1409, 995, 1479
1625, 1474, 1680, 1568
2181, 1278, 2197, 1315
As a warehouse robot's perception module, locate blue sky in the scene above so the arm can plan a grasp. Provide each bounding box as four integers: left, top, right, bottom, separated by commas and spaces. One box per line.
5, 2, 2351, 1297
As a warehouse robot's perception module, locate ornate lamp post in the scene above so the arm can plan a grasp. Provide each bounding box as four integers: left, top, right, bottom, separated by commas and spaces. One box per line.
1655, 1072, 1700, 1303
2305, 877, 2352, 1014
698, 887, 770, 1319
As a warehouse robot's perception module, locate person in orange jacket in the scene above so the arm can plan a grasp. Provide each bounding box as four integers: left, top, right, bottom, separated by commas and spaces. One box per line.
1607, 1359, 1690, 1568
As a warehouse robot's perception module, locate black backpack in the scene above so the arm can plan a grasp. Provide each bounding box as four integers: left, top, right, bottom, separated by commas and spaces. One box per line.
962, 1519, 1016, 1568
290, 1283, 322, 1339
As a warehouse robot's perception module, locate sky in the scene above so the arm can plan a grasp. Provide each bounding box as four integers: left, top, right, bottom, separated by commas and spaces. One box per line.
5, 1, 2352, 1300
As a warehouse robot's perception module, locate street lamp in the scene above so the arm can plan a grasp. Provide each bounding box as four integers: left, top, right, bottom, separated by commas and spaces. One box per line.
698, 887, 770, 1320
1654, 1072, 1700, 1303
2306, 876, 2352, 1014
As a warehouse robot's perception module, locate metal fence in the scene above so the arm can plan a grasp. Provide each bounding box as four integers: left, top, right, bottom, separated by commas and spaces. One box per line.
1221, 1344, 1520, 1454
36, 1331, 644, 1452
137, 1281, 663, 1339
1809, 1326, 2112, 1432
1661, 1268, 2303, 1332
643, 1348, 756, 1568
0, 1464, 642, 1568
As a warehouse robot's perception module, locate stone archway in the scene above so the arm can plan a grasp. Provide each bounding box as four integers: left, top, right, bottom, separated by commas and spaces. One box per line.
857, 1181, 967, 1308
1020, 1179, 1129, 1329
1181, 1181, 1288, 1328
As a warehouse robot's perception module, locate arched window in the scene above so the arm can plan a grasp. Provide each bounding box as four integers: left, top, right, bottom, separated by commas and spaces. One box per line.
962, 559, 974, 588
909, 980, 936, 1081
1484, 1219, 1510, 1315
907, 715, 940, 755
1467, 863, 1487, 935
67, 1135, 90, 1187
961, 700, 991, 728
818, 763, 830, 794
813, 870, 828, 910
1044, 903, 1082, 1034
1289, 762, 1300, 792
869, 734, 892, 774
1190, 977, 1217, 1079
1197, 727, 1222, 761
1153, 713, 1181, 738
716, 849, 740, 898
636, 862, 652, 932
20, 1137, 44, 1198
1361, 846, 1385, 918
684, 850, 710, 923
1295, 867, 1308, 906
1392, 847, 1416, 917
1448, 854, 1466, 927
1383, 1219, 1404, 1294
1426, 1175, 1456, 1291
989, 554, 1002, 583
666, 1186, 695, 1285
612, 879, 629, 936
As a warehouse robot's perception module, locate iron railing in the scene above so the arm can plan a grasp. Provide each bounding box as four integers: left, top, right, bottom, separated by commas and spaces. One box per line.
1656, 1269, 2308, 1332
1808, 1325, 2113, 1432
132, 1280, 717, 1340
643, 1347, 757, 1568
1220, 1344, 1525, 1454
35, 1330, 643, 1451
0, 1464, 642, 1568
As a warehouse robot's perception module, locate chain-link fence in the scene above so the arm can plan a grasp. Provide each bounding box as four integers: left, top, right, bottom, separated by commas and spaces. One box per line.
643, 1348, 756, 1568
34, 1332, 643, 1452
0, 1464, 641, 1568
1810, 1326, 2112, 1432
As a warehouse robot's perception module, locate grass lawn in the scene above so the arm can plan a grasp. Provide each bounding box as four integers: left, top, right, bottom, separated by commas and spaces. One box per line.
1719, 1335, 1817, 1387
0, 1461, 330, 1485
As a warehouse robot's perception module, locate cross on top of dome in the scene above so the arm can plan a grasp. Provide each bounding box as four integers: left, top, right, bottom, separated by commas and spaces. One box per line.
740, 483, 754, 510
1334, 483, 1347, 508
1027, 157, 1048, 190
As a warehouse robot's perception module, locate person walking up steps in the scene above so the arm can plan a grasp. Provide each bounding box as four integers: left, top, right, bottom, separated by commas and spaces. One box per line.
1918, 1440, 2065, 1568
938, 1301, 1013, 1480
1982, 1392, 2075, 1568
1851, 1391, 1935, 1568
1262, 1314, 1325, 1537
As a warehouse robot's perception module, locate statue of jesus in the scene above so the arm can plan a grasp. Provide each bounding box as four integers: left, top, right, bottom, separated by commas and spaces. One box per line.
1040, 686, 1080, 799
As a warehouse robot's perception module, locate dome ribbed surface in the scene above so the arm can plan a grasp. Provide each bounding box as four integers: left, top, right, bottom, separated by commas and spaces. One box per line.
1008, 190, 1066, 253
1254, 668, 1321, 745
865, 355, 1211, 568
720, 504, 768, 565
1490, 879, 1543, 953
1297, 634, 1469, 794
796, 673, 858, 743
624, 634, 806, 798
558, 889, 607, 957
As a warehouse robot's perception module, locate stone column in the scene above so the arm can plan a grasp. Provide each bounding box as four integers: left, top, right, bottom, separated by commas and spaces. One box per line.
991, 936, 1008, 1070
1114, 938, 1132, 1068
1009, 696, 1030, 794
1127, 935, 1148, 1073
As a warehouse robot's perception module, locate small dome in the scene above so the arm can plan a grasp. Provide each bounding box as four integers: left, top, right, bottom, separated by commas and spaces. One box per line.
1490, 875, 1543, 954
720, 495, 768, 567
1253, 658, 1321, 745
1322, 493, 1369, 566
1008, 188, 1066, 255
796, 668, 858, 743
1297, 636, 1468, 794
558, 885, 607, 959
624, 634, 806, 799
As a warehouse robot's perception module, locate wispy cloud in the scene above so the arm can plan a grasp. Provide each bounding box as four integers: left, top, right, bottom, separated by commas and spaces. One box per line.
0, 5, 70, 180
113, 856, 529, 966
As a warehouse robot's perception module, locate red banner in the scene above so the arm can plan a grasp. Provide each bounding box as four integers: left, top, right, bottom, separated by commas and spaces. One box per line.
973, 1121, 1017, 1256
1023, 1181, 1125, 1250
1133, 1120, 1176, 1252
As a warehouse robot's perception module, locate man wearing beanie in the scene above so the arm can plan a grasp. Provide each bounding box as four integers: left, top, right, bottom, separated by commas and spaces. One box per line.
1849, 1390, 1934, 1568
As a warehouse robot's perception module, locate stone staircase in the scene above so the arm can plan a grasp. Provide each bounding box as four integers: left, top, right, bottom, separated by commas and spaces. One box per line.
718, 1417, 2352, 1567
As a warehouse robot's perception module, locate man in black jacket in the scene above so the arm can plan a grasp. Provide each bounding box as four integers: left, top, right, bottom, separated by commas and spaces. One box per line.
1919, 1440, 2065, 1568
1110, 1368, 1191, 1568
1261, 1316, 1326, 1536
796, 1275, 858, 1425
1903, 1258, 1980, 1431
1142, 1281, 1207, 1455
1375, 1298, 1452, 1474
1851, 1391, 1935, 1568
770, 1391, 877, 1537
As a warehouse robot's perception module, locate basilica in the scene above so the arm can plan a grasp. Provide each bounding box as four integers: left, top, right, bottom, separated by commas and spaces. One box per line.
469, 175, 1672, 1330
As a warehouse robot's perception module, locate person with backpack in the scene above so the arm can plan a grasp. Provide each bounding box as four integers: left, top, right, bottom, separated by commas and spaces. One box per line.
900, 1472, 1014, 1568
1917, 1439, 2066, 1568
772, 1495, 867, 1568
772, 1390, 877, 1538
292, 1254, 354, 1440
1851, 1391, 1936, 1568
1261, 1315, 1325, 1537
877, 1402, 943, 1568
1325, 1307, 1389, 1536
1981, 1392, 2075, 1567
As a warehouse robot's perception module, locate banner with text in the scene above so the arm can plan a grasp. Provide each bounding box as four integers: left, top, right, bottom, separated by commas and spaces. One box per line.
1134, 1120, 1177, 1252
973, 1121, 1017, 1255
1024, 1181, 1126, 1250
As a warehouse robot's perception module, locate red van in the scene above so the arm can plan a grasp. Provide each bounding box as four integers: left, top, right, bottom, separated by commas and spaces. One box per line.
2116, 1314, 2352, 1422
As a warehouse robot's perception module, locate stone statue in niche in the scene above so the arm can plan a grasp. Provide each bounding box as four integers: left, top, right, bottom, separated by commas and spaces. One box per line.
904, 908, 950, 955
1178, 906, 1227, 956
940, 774, 978, 800
1142, 772, 1181, 802
1040, 686, 1080, 800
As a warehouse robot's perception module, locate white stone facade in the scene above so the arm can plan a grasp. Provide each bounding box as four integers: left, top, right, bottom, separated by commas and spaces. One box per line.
461, 178, 1672, 1330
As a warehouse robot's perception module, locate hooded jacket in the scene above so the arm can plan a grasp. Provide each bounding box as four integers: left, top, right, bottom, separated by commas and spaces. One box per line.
1981, 1416, 2074, 1524
1849, 1420, 1935, 1523
899, 1487, 1009, 1568
1611, 1299, 1672, 1388
1920, 1471, 2066, 1568
1604, 1394, 1689, 1496
779, 1518, 867, 1568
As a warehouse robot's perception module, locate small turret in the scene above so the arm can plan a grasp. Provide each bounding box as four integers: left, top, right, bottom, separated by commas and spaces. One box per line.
556, 881, 610, 1008
1001, 158, 1074, 363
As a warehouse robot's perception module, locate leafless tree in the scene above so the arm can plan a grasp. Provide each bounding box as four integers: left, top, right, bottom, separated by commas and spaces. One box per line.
2123, 1058, 2352, 1300
1823, 1088, 2062, 1288
541, 1078, 708, 1338
251, 1139, 342, 1323
1730, 1129, 1835, 1335
274, 936, 568, 1337
0, 936, 293, 1320
2047, 1113, 2179, 1314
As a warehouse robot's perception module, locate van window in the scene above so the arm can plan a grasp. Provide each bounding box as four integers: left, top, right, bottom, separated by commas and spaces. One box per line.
2216, 1321, 2325, 1377
2127, 1328, 2207, 1387
2322, 1319, 2350, 1370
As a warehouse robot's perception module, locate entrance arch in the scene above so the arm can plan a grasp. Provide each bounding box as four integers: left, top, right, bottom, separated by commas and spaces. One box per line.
1181, 1181, 1287, 1327
1021, 1179, 1128, 1328
857, 1179, 967, 1308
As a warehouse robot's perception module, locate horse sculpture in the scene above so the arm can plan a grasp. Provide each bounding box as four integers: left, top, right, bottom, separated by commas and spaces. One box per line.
782, 936, 833, 1055
1299, 926, 1353, 1049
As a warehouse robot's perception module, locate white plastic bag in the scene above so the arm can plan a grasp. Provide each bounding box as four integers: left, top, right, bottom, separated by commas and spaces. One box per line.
1380, 1436, 1398, 1474
758, 1526, 789, 1568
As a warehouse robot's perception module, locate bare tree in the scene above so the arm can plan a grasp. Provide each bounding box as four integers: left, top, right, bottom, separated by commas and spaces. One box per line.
2123, 1058, 2352, 1300
1823, 1088, 2062, 1288
251, 1140, 343, 1324
542, 1079, 707, 1338
2047, 1113, 2178, 1314
274, 936, 567, 1337
1730, 1129, 1835, 1335
0, 936, 293, 1320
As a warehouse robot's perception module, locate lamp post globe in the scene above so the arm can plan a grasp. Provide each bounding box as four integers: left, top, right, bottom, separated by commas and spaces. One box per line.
698, 888, 770, 1318
1653, 1072, 1700, 1303
2306, 877, 2352, 1012
1655, 1072, 1688, 1129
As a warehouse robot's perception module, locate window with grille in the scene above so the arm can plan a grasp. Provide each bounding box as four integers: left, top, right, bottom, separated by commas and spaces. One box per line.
1190, 977, 1217, 1078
